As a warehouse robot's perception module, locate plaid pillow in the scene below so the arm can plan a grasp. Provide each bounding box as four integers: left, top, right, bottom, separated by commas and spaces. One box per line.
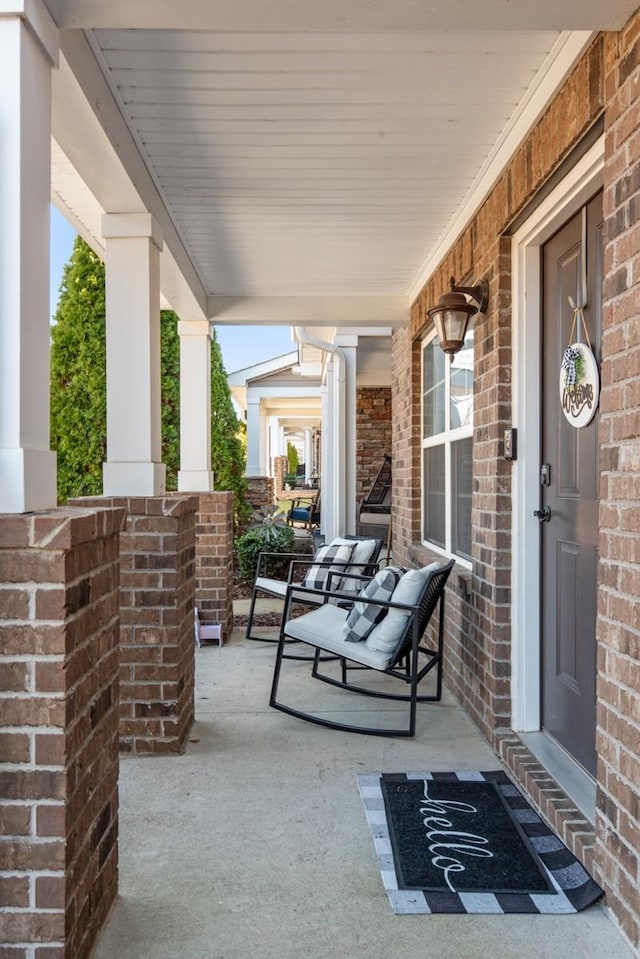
302, 542, 355, 590
342, 566, 403, 643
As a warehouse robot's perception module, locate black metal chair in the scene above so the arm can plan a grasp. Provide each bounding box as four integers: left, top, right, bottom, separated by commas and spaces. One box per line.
245, 535, 384, 643
269, 559, 454, 737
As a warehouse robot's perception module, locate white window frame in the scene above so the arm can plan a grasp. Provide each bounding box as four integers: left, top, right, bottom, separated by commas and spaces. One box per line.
420, 327, 473, 569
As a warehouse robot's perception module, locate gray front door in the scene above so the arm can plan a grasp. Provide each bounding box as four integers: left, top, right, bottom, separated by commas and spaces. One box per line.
540, 192, 602, 776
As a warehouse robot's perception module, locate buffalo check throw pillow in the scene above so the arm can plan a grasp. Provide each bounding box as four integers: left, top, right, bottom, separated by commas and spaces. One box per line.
301, 541, 355, 590
342, 566, 403, 642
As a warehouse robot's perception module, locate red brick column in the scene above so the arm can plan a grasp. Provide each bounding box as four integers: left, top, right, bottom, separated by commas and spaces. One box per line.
71, 496, 197, 755
273, 455, 288, 494
245, 476, 275, 513
194, 491, 234, 642
0, 505, 125, 959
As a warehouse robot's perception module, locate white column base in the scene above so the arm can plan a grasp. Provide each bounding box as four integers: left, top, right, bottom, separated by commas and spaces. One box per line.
177, 469, 214, 492
0, 448, 57, 513
103, 461, 166, 496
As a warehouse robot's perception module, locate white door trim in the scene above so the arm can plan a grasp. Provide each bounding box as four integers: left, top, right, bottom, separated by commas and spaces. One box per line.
510, 136, 604, 732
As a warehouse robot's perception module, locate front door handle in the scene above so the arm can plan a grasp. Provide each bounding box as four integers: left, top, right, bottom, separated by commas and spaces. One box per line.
533, 506, 551, 523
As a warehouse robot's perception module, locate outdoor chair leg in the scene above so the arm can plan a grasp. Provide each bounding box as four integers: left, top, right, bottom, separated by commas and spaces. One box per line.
245, 586, 281, 643
272, 615, 431, 737
246, 588, 336, 661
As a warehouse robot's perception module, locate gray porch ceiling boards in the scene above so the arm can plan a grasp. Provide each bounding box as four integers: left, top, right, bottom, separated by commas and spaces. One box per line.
90, 30, 558, 300
46, 1, 640, 325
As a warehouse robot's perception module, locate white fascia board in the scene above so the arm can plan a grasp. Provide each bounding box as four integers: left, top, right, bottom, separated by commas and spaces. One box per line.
1, 0, 59, 63
227, 351, 299, 382
50, 164, 105, 258
228, 383, 247, 412
53, 29, 208, 320
209, 295, 408, 327
332, 327, 394, 338
292, 363, 323, 377
246, 386, 321, 400
408, 30, 594, 304
273, 417, 321, 426
44, 0, 639, 32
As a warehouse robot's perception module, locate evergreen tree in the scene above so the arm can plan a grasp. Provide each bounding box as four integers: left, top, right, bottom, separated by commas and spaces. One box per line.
50, 236, 106, 501
50, 239, 181, 499
160, 311, 180, 491
51, 236, 249, 519
210, 329, 250, 522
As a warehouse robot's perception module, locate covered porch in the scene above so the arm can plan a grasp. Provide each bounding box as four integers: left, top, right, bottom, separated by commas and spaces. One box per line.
3, 1, 640, 957
92, 633, 633, 959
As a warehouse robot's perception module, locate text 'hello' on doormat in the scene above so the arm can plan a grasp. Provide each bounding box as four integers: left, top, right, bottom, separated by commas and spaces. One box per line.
357, 770, 603, 915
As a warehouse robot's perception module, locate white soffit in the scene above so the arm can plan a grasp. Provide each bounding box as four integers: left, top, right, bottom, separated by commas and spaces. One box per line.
84, 26, 581, 307
46, 0, 639, 321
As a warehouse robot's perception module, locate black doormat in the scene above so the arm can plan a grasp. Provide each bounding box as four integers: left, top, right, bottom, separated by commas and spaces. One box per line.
358, 770, 603, 914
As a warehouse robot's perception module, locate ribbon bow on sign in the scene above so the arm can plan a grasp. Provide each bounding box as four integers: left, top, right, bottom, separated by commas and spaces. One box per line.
561, 345, 581, 387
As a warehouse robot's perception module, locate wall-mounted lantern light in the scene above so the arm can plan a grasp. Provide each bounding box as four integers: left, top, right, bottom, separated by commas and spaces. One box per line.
427, 275, 489, 358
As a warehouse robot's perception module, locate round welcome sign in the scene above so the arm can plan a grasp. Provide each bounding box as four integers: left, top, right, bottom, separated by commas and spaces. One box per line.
559, 341, 599, 428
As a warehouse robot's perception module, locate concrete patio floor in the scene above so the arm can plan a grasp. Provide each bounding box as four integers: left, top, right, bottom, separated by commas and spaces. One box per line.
91, 630, 634, 959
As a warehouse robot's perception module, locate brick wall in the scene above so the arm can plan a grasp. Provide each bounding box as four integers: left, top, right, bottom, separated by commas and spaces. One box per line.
391, 20, 640, 950
0, 506, 125, 959
71, 496, 197, 755
355, 387, 392, 501
194, 492, 234, 642
595, 18, 640, 948
394, 35, 606, 742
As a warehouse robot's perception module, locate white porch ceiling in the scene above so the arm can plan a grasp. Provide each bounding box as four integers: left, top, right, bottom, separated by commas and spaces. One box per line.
46, 1, 640, 325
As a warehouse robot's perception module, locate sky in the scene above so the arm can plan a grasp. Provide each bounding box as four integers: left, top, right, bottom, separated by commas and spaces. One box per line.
50, 205, 294, 375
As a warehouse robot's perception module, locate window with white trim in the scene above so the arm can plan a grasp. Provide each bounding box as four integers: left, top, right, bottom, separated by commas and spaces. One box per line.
421, 323, 474, 564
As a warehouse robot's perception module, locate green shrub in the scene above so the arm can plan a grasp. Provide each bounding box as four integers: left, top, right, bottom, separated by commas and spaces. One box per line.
235, 524, 295, 581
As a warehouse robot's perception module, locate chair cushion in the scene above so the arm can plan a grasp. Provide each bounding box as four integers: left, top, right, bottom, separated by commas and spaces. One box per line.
302, 542, 356, 590
283, 603, 392, 670
341, 566, 403, 643
254, 577, 323, 605
290, 507, 311, 521
365, 563, 441, 654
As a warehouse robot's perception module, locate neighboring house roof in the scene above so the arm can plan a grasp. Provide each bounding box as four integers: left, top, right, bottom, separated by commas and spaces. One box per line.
227, 348, 323, 428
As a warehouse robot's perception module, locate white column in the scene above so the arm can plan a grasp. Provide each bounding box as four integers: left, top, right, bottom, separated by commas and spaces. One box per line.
0, 6, 58, 512
321, 363, 336, 540
177, 319, 213, 491
267, 416, 280, 476
258, 407, 269, 475
102, 213, 166, 495
335, 335, 358, 533
303, 428, 313, 484
245, 398, 262, 477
